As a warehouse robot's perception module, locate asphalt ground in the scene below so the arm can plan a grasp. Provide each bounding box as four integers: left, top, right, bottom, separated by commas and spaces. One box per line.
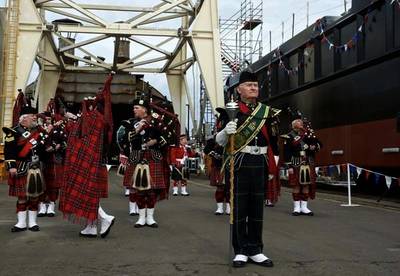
0, 170, 399, 276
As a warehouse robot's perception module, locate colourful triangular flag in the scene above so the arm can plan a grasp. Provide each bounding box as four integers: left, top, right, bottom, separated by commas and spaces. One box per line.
385, 176, 392, 189
356, 167, 362, 177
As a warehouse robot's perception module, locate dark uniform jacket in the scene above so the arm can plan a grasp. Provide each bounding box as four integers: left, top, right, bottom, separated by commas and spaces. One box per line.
3, 125, 46, 174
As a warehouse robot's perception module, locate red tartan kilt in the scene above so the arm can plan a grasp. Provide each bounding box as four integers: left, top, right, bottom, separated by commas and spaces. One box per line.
131, 151, 166, 190
8, 175, 27, 197
288, 166, 316, 187
97, 166, 108, 198
209, 166, 223, 186
44, 163, 64, 189
122, 163, 135, 187
54, 164, 64, 189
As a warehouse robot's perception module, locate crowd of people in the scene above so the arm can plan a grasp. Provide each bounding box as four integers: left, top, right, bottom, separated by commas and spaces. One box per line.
2, 70, 321, 268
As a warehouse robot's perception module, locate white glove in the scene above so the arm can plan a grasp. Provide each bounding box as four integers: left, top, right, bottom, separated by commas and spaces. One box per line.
224, 120, 237, 135
216, 120, 237, 146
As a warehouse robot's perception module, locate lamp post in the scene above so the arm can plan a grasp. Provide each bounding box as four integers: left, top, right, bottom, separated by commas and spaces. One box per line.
186, 103, 190, 138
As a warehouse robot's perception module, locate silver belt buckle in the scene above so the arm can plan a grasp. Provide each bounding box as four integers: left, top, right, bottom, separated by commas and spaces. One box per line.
252, 146, 260, 154
31, 155, 39, 163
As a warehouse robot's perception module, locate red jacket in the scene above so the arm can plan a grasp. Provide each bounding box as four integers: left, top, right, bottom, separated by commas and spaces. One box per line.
169, 145, 196, 167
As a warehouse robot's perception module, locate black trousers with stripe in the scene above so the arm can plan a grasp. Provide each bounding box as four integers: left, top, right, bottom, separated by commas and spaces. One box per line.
227, 153, 268, 256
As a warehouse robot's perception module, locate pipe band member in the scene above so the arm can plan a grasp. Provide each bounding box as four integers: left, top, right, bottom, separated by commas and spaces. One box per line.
216, 70, 280, 268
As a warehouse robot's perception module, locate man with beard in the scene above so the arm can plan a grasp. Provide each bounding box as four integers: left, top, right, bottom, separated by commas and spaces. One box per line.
3, 94, 47, 232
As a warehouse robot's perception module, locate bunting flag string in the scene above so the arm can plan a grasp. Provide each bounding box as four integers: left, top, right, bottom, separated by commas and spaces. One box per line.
314, 163, 399, 189
314, 2, 380, 54
391, 0, 400, 10
267, 0, 396, 77
268, 45, 315, 77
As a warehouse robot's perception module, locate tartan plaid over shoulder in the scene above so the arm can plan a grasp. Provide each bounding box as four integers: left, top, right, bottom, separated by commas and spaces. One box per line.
59, 110, 108, 224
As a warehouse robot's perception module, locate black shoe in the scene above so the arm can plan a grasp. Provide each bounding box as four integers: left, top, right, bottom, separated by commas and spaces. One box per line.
232, 260, 246, 268
28, 225, 40, 232
248, 258, 273, 267
301, 211, 314, 216
37, 213, 46, 217
100, 218, 115, 238
79, 232, 97, 238
146, 223, 158, 228
47, 213, 55, 217
134, 223, 145, 228
129, 212, 139, 216
265, 204, 274, 207
215, 212, 223, 216
292, 211, 301, 216
11, 226, 27, 233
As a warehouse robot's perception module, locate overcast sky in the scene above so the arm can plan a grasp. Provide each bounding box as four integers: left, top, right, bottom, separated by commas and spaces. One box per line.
1, 0, 351, 113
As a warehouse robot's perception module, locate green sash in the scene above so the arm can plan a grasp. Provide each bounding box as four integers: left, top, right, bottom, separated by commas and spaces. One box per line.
223, 103, 270, 167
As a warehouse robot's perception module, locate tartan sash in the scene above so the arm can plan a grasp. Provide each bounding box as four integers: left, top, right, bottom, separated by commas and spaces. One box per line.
18, 130, 41, 158
223, 103, 270, 166
227, 103, 270, 154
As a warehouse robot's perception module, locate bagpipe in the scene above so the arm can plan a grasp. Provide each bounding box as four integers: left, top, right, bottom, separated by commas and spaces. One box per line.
301, 118, 321, 153
149, 102, 180, 146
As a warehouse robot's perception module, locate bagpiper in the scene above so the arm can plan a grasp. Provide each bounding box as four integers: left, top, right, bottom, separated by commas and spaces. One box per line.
118, 98, 169, 228
37, 98, 68, 217
281, 112, 322, 216
3, 91, 47, 232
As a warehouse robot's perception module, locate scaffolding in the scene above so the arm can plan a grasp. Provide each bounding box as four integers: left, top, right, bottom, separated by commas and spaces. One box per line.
198, 0, 263, 142
220, 0, 263, 79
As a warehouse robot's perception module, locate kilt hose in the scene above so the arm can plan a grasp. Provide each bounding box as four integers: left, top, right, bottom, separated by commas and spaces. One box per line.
215, 185, 230, 203
209, 164, 228, 203
135, 190, 157, 209
229, 153, 268, 256
288, 164, 317, 200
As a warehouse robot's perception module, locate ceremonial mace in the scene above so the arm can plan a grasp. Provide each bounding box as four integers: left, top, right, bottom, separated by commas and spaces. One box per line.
225, 98, 239, 270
